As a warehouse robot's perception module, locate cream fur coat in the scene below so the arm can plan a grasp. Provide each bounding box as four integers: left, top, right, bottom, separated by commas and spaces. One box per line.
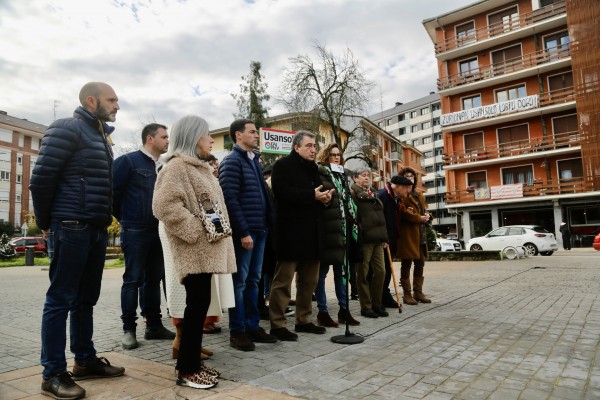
152, 154, 237, 283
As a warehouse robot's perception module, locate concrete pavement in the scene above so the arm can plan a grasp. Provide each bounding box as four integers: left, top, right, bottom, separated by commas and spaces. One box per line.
0, 248, 599, 399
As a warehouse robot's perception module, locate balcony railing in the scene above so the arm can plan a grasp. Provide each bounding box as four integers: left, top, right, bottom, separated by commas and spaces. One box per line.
445, 176, 595, 205
435, 0, 566, 54
438, 43, 571, 91
443, 129, 582, 166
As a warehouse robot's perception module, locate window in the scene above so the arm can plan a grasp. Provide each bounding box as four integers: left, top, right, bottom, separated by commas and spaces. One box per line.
491, 44, 522, 74
398, 127, 406, 136
548, 72, 573, 98
425, 166, 434, 173
459, 58, 479, 76
498, 124, 529, 149
544, 31, 570, 61
496, 84, 526, 103
398, 114, 405, 122
570, 205, 600, 225
0, 170, 9, 181
386, 118, 393, 126
377, 122, 382, 127
421, 107, 429, 115
15, 194, 21, 203
18, 135, 24, 148
435, 133, 443, 141
433, 117, 440, 126
0, 128, 12, 142
412, 139, 420, 146
462, 95, 481, 110
0, 190, 8, 202
557, 158, 583, 181
456, 21, 476, 46
423, 151, 433, 158
411, 125, 419, 133
502, 165, 534, 184
435, 148, 444, 156
432, 103, 441, 112
423, 136, 432, 144
17, 155, 22, 165
16, 174, 21, 184
467, 171, 487, 188
464, 132, 484, 152
552, 114, 578, 141
488, 6, 519, 36
421, 121, 431, 130
435, 163, 443, 172
410, 111, 418, 118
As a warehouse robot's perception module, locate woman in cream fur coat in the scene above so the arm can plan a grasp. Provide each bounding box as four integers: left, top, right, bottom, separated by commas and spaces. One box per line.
153, 115, 236, 390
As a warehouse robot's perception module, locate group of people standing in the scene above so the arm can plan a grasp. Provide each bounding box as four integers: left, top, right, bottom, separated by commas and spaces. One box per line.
30, 82, 434, 399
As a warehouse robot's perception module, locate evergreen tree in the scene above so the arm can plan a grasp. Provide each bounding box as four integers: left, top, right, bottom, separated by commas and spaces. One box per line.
0, 233, 16, 260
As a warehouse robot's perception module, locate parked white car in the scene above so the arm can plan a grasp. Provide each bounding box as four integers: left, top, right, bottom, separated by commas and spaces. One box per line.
467, 225, 558, 256
435, 238, 462, 251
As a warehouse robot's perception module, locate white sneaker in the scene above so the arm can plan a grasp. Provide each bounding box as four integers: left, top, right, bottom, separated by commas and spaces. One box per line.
122, 331, 138, 350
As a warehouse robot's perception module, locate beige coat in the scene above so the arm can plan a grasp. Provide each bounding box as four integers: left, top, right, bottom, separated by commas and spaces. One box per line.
152, 154, 237, 283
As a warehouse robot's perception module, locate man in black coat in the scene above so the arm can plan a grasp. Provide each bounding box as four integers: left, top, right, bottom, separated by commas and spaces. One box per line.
268, 131, 334, 341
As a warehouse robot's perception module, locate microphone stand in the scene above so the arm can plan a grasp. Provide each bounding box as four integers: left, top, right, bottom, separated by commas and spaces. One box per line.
331, 169, 364, 345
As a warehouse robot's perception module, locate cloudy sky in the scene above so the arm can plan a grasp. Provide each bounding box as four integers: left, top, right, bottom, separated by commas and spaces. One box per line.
0, 0, 473, 148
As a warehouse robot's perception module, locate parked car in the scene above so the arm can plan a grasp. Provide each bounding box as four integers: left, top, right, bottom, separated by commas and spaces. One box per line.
435, 238, 462, 251
10, 237, 47, 255
593, 233, 600, 251
467, 225, 558, 256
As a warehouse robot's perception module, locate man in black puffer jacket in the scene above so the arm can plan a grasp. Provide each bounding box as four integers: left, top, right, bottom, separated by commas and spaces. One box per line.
30, 82, 124, 400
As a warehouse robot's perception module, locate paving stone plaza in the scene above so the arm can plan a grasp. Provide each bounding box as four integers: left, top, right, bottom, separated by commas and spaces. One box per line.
1, 249, 599, 399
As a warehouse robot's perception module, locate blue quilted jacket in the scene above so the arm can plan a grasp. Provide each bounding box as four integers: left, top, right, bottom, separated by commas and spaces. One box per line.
218, 145, 274, 238
30, 107, 115, 230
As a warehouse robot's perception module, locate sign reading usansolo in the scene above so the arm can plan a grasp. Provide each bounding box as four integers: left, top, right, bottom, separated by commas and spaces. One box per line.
260, 128, 295, 155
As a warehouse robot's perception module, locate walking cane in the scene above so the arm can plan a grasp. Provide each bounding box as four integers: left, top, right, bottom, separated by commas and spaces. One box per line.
385, 246, 402, 313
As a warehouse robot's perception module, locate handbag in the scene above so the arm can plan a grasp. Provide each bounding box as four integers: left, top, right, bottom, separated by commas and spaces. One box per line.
197, 192, 232, 242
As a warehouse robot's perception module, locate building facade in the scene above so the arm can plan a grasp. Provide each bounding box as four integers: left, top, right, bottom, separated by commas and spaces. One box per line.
423, 0, 600, 247
0, 111, 44, 227
370, 94, 457, 233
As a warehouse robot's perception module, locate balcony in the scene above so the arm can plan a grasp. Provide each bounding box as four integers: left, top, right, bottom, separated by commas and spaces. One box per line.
438, 43, 571, 92
435, 1, 566, 57
445, 176, 596, 205
442, 86, 575, 132
443, 129, 582, 167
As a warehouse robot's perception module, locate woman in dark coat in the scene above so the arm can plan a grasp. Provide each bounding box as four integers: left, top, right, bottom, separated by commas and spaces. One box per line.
351, 167, 389, 318
314, 144, 360, 327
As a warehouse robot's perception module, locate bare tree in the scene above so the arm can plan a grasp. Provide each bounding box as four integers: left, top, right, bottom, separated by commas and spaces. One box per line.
279, 42, 374, 151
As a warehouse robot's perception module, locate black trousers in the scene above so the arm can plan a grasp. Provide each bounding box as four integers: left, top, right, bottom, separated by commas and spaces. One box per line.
176, 273, 212, 373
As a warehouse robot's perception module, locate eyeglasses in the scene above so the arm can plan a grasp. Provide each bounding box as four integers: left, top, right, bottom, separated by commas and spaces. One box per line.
330, 153, 341, 157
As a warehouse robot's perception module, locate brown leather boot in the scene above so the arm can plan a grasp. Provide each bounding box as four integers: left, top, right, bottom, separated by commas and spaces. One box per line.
317, 311, 339, 327
338, 308, 360, 326
401, 278, 418, 305
172, 323, 211, 360
413, 276, 431, 303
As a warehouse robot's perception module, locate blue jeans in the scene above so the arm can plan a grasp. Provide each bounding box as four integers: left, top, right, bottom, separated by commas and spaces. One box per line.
228, 230, 268, 334
120, 226, 165, 331
41, 220, 108, 379
315, 263, 347, 312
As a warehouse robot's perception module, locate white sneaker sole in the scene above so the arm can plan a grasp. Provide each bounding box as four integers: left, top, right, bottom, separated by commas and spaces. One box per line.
176, 377, 217, 389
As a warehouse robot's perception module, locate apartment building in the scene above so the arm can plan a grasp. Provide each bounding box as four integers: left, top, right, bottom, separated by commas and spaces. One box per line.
0, 111, 44, 227
423, 0, 600, 247
370, 93, 457, 233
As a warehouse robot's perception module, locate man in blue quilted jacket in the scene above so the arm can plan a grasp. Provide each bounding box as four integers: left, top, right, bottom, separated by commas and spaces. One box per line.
219, 119, 276, 351
113, 123, 174, 350
30, 82, 124, 400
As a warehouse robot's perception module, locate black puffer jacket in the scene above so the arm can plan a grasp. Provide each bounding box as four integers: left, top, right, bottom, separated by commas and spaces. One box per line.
351, 184, 388, 245
30, 107, 115, 230
317, 164, 344, 265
